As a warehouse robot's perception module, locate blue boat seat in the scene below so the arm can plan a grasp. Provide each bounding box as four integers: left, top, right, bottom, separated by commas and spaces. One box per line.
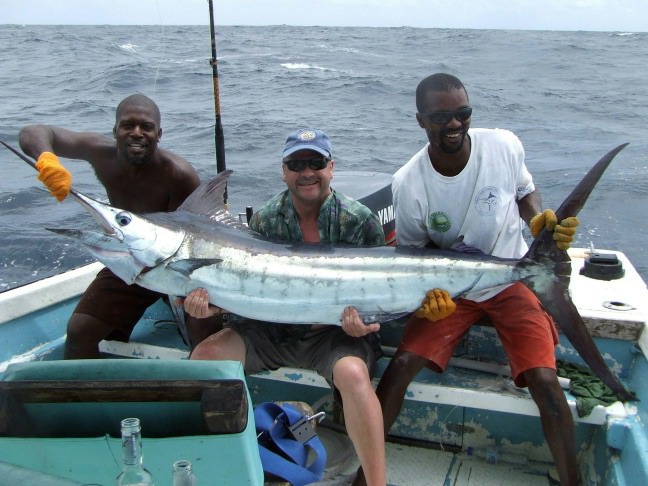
0, 359, 247, 438
0, 359, 264, 485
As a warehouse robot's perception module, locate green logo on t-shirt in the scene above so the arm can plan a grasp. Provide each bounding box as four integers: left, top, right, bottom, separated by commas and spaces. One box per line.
428, 212, 451, 233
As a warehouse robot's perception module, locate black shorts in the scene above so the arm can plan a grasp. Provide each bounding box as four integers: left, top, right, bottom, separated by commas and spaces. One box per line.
73, 267, 165, 339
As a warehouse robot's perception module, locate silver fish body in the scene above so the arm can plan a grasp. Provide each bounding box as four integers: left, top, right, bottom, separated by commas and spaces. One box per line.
45, 144, 637, 401
52, 191, 546, 325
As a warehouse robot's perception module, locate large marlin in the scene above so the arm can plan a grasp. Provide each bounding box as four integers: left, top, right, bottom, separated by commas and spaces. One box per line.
2, 141, 635, 400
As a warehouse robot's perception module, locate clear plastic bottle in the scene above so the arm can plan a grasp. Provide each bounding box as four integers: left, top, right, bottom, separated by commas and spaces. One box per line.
172, 460, 195, 486
116, 418, 155, 486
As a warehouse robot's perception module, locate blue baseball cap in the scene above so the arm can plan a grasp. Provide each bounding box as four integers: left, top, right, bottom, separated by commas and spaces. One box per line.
283, 128, 332, 158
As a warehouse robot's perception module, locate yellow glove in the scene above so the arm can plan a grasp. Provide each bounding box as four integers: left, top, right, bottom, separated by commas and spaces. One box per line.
35, 152, 72, 202
414, 288, 456, 322
530, 209, 579, 251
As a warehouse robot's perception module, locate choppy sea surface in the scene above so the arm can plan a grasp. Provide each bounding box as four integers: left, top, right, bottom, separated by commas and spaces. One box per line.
0, 24, 647, 291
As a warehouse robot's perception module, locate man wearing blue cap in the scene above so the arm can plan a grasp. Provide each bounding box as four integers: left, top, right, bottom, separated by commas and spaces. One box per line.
185, 128, 388, 484
249, 128, 386, 243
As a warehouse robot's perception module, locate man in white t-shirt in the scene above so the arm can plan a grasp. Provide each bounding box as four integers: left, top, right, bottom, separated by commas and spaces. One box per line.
370, 73, 580, 486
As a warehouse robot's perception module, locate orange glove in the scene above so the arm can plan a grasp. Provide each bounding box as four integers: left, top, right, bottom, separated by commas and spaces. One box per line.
414, 288, 456, 322
530, 209, 579, 251
35, 152, 72, 202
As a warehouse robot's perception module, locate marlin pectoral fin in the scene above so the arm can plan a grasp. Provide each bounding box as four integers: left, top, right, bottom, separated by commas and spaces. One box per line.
167, 258, 224, 277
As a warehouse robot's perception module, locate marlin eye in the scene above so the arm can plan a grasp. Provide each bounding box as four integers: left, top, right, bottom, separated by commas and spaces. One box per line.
115, 211, 132, 226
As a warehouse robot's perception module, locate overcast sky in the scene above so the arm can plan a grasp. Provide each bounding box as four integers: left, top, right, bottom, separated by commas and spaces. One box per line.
3, 0, 647, 32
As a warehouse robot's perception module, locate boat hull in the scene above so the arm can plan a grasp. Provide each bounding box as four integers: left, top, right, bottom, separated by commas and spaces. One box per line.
1, 246, 646, 485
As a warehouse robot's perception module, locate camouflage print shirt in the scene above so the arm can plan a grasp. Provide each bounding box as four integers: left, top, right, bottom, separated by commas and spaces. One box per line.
249, 189, 386, 246
247, 189, 386, 343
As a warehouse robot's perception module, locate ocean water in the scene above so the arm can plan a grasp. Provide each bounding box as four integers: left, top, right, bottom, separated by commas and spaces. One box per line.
1, 24, 647, 291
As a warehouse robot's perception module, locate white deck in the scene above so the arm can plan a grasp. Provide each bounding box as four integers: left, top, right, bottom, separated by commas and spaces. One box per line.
314, 427, 554, 486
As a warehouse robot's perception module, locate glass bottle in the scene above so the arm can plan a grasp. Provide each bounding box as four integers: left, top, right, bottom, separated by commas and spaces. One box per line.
172, 460, 195, 486
116, 417, 155, 486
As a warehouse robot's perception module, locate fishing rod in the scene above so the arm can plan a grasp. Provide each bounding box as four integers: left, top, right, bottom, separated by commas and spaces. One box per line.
208, 0, 227, 205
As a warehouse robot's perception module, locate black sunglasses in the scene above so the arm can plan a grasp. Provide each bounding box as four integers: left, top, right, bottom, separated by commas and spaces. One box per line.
283, 157, 331, 172
420, 106, 472, 125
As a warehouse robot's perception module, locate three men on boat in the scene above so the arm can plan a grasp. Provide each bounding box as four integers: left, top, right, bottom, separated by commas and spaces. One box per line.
22, 77, 582, 485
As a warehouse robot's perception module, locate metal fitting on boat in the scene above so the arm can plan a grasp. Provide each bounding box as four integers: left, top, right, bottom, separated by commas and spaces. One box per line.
580, 252, 624, 280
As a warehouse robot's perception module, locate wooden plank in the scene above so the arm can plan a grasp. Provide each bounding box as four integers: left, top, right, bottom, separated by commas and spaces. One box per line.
0, 379, 243, 403
0, 379, 249, 436
202, 385, 248, 434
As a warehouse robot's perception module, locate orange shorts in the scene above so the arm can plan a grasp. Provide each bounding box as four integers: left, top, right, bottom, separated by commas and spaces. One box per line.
400, 282, 559, 387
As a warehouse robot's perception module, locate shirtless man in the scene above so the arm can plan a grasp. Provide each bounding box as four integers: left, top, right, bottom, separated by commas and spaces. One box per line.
19, 94, 208, 358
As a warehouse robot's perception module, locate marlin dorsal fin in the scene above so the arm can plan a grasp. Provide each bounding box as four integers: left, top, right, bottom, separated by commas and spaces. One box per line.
178, 170, 247, 229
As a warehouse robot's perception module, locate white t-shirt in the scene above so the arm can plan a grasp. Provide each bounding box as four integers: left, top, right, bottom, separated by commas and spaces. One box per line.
392, 128, 535, 301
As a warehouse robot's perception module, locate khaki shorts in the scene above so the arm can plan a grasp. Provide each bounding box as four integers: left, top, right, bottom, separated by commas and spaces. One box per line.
400, 282, 559, 388
226, 318, 380, 384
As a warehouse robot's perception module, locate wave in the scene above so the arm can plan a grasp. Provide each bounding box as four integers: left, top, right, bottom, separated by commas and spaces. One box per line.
280, 63, 329, 71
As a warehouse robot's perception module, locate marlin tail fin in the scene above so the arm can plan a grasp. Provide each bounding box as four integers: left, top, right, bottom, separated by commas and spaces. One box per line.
524, 143, 636, 401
